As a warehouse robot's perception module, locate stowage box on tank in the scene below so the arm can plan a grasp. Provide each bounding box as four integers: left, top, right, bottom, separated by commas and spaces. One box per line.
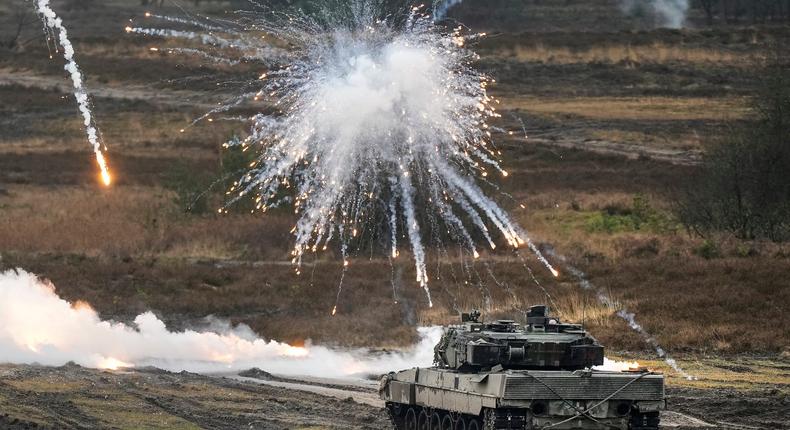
379, 306, 664, 430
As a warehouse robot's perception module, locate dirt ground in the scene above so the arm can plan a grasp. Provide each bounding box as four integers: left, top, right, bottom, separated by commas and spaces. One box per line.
0, 362, 787, 430
0, 363, 388, 429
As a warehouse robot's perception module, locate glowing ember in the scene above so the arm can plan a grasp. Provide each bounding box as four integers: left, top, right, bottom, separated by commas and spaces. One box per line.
96, 152, 112, 186
97, 357, 133, 370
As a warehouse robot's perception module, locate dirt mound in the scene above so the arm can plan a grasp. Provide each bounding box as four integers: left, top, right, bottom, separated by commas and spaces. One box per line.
238, 367, 275, 380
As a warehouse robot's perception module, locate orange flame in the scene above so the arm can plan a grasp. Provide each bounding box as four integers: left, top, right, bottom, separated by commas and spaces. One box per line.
96, 151, 112, 186
97, 357, 133, 370
72, 300, 94, 312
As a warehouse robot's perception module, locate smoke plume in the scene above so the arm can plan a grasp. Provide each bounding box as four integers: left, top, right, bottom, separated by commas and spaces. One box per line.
0, 269, 441, 376
434, 0, 464, 20
620, 0, 690, 28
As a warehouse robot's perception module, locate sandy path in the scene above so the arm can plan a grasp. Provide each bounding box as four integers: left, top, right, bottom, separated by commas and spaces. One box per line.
0, 69, 211, 107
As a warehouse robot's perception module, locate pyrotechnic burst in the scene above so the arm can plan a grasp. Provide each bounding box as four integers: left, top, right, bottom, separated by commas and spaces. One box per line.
33, 0, 112, 186
127, 1, 558, 306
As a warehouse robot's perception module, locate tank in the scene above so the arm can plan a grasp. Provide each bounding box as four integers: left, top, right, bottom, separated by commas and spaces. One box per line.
379, 306, 664, 430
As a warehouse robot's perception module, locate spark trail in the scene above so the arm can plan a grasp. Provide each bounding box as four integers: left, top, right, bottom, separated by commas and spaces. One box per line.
129, 1, 558, 305
33, 0, 112, 186
544, 246, 696, 380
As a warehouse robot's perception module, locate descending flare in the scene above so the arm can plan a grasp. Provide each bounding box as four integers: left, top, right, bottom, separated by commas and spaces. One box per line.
34, 0, 112, 186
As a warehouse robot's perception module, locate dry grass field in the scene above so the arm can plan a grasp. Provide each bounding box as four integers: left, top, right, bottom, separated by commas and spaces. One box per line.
1, 1, 789, 429
0, 0, 788, 380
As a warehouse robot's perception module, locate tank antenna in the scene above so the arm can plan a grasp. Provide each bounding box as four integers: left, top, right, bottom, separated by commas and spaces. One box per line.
582, 291, 587, 329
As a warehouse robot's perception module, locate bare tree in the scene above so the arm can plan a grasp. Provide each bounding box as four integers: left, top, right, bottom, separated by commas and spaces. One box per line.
696, 0, 717, 24
2, 3, 37, 51
676, 49, 790, 242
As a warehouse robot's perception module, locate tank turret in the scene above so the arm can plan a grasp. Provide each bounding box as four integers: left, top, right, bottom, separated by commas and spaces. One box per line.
433, 305, 604, 372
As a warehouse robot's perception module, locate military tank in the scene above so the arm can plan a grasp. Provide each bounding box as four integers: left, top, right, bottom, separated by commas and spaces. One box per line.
379, 306, 664, 430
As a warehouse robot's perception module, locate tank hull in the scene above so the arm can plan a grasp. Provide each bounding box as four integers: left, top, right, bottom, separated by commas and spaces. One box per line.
380, 367, 664, 430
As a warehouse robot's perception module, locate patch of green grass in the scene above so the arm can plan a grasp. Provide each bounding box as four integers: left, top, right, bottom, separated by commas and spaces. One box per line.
585, 194, 677, 234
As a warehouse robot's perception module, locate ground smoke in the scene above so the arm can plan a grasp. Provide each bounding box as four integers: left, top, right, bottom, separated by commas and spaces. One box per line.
0, 269, 441, 377
620, 0, 690, 28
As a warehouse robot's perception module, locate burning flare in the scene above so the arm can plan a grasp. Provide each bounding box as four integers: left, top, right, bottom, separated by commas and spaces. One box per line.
34, 0, 112, 186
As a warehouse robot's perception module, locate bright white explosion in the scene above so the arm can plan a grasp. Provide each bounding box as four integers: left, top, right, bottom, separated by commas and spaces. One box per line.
127, 1, 558, 307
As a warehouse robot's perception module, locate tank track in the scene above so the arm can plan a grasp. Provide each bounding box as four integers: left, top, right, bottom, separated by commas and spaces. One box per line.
385, 403, 659, 430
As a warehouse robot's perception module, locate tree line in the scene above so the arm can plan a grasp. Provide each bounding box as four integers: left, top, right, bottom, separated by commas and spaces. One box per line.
694, 0, 790, 24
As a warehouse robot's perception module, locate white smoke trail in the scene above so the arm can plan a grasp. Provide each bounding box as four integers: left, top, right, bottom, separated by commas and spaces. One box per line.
33, 0, 111, 185
620, 0, 690, 28
0, 269, 442, 376
617, 310, 696, 380
142, 12, 225, 32
544, 247, 696, 380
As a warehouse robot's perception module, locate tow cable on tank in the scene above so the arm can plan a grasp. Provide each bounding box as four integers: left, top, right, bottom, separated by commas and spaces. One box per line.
539, 371, 653, 429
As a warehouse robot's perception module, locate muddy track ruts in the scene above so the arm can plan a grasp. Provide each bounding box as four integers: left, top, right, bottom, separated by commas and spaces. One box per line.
0, 380, 101, 429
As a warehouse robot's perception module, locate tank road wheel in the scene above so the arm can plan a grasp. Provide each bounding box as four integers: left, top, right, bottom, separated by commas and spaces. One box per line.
629, 411, 660, 430
418, 409, 430, 430
441, 414, 453, 430
430, 412, 443, 430
467, 417, 481, 430
386, 403, 407, 429
405, 408, 418, 430
454, 416, 467, 430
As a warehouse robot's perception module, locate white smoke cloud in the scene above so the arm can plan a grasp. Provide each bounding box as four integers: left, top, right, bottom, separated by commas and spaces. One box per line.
0, 269, 442, 377
434, 0, 464, 21
620, 0, 690, 28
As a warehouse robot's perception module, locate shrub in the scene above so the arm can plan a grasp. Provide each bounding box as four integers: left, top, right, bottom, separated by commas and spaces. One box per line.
586, 194, 675, 234
695, 239, 721, 259
164, 162, 214, 215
